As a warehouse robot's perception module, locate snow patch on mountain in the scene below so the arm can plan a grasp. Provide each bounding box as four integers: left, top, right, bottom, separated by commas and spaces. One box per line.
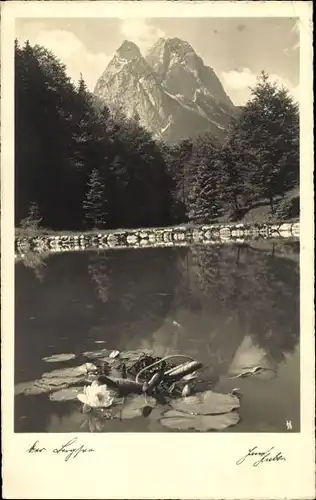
94, 37, 236, 143
161, 115, 173, 135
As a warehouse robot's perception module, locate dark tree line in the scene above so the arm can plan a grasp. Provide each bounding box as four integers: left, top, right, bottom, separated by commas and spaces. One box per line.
15, 40, 174, 230
15, 40, 299, 231
164, 71, 299, 224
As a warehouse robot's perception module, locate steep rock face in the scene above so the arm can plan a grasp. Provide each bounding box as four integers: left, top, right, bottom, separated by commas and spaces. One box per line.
94, 40, 175, 136
146, 37, 233, 107
94, 38, 236, 143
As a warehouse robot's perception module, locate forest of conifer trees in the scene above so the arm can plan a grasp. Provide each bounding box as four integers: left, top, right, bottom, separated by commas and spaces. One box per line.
15, 40, 299, 232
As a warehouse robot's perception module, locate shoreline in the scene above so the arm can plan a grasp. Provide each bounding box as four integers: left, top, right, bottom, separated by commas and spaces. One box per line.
15, 221, 300, 256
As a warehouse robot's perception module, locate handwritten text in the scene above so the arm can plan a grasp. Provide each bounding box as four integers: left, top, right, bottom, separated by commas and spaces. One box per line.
236, 446, 286, 467
26, 438, 95, 462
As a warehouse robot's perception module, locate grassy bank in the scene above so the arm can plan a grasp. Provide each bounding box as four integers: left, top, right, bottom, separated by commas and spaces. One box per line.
216, 187, 299, 224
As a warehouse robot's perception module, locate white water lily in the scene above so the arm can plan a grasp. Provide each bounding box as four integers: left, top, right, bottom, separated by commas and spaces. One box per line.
77, 381, 114, 409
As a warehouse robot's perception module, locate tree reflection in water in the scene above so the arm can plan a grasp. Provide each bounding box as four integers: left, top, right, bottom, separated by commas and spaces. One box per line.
15, 241, 300, 432
183, 242, 299, 366
15, 242, 299, 382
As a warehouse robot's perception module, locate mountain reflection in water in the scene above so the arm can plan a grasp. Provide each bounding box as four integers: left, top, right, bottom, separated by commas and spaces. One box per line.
15, 241, 300, 432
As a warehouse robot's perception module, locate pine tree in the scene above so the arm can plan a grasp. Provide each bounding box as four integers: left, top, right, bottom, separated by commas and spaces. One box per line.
15, 40, 178, 231
83, 169, 107, 229
186, 133, 222, 224
15, 40, 80, 228
224, 71, 299, 214
220, 119, 249, 214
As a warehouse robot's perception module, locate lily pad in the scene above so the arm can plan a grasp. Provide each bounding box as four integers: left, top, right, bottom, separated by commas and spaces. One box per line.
42, 353, 76, 363
147, 405, 166, 421
83, 348, 111, 359
49, 386, 83, 402
160, 410, 240, 431
15, 364, 91, 397
120, 395, 157, 420
41, 365, 89, 381
171, 390, 240, 415
15, 381, 53, 396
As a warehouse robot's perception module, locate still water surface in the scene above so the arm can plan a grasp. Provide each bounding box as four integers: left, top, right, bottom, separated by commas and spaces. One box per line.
15, 241, 300, 432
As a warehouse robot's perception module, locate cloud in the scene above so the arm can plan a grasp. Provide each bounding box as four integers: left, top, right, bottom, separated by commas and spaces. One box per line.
221, 67, 257, 93
119, 18, 165, 53
17, 29, 110, 91
221, 67, 299, 105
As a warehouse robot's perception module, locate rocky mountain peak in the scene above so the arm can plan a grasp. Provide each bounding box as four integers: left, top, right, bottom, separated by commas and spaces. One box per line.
148, 37, 194, 56
145, 37, 195, 76
94, 37, 237, 144
165, 37, 195, 57
116, 40, 142, 60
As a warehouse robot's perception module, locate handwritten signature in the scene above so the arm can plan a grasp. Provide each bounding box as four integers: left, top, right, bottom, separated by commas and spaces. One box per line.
26, 437, 95, 462
236, 446, 286, 467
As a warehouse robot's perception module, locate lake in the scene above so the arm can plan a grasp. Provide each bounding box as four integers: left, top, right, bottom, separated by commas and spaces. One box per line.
15, 240, 300, 432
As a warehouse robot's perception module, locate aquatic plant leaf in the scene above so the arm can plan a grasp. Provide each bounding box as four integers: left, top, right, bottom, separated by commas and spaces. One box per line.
42, 353, 76, 363
147, 405, 167, 422
83, 348, 111, 359
15, 364, 91, 396
49, 386, 83, 402
160, 410, 240, 431
15, 381, 51, 396
41, 365, 89, 380
171, 390, 240, 415
120, 395, 156, 419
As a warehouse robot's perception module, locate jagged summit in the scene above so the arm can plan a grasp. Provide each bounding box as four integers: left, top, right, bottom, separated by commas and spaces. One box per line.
148, 37, 194, 53
116, 40, 142, 60
94, 37, 236, 143
146, 37, 234, 108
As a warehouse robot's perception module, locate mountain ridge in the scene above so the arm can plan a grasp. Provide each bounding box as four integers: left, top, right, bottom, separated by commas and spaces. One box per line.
94, 37, 236, 143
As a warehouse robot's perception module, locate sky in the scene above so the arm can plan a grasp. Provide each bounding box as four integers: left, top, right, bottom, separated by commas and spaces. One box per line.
15, 17, 300, 106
